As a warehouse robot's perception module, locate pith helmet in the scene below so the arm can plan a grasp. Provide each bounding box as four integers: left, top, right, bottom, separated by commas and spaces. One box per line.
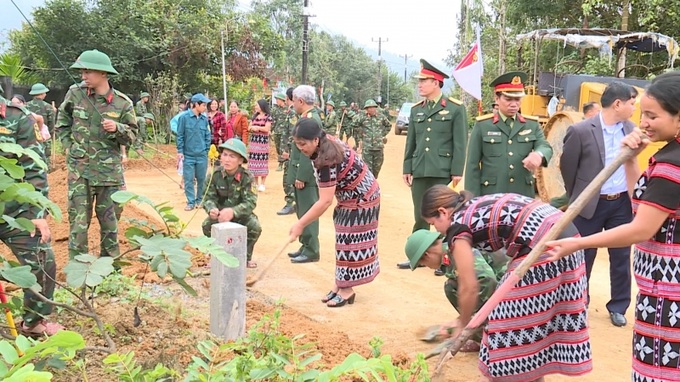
70, 50, 119, 75
326, 100, 335, 107
363, 99, 379, 109
140, 91, 150, 98
274, 93, 286, 101
405, 230, 442, 271
29, 83, 50, 95
339, 101, 347, 107
218, 138, 248, 163
142, 113, 155, 121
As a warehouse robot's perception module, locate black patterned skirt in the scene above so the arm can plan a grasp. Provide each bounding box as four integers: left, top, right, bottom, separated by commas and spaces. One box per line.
479, 249, 592, 381
333, 191, 380, 288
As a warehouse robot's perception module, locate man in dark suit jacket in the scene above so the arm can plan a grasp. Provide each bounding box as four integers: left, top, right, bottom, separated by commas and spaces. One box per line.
560, 82, 637, 327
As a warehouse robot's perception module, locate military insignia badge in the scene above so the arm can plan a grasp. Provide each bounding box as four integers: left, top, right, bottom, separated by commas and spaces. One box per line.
438, 110, 450, 115
33, 123, 42, 141
511, 76, 521, 85
519, 129, 531, 135
0, 127, 11, 135
104, 112, 120, 119
487, 131, 501, 136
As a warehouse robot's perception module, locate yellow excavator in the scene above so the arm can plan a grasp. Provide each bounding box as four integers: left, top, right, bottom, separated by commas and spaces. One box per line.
514, 28, 679, 202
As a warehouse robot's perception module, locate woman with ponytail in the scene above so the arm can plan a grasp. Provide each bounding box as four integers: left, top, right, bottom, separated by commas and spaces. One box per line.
289, 118, 380, 308
417, 185, 591, 382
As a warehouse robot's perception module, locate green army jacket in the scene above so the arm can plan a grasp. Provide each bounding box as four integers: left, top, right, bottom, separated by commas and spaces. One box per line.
0, 96, 48, 218
203, 166, 257, 220
56, 84, 137, 186
26, 98, 55, 130
464, 112, 553, 197
322, 109, 338, 135
271, 104, 288, 135
285, 108, 320, 185
353, 112, 391, 150
403, 96, 468, 178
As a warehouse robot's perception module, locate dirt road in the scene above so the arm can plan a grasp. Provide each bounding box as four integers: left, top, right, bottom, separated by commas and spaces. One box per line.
125, 135, 634, 381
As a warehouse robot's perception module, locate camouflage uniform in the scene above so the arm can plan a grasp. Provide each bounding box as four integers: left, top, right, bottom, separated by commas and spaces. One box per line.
271, 103, 288, 164
0, 96, 56, 326
25, 98, 55, 170
280, 106, 297, 208
202, 166, 262, 261
134, 100, 147, 116
339, 107, 355, 141
56, 83, 137, 259
322, 105, 338, 136
131, 116, 147, 152
353, 107, 391, 178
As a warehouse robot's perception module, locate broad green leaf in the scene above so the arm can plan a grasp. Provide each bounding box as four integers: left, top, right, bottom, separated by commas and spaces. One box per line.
0, 341, 18, 364
299, 353, 322, 367
270, 353, 291, 365
299, 369, 320, 381
63, 255, 115, 288
2, 216, 35, 233
110, 190, 137, 204
0, 360, 8, 377
2, 163, 24, 180
4, 364, 52, 382
14, 336, 31, 353
124, 227, 149, 244
249, 368, 277, 380
173, 277, 197, 297
0, 265, 37, 288
0, 174, 15, 189
156, 261, 168, 278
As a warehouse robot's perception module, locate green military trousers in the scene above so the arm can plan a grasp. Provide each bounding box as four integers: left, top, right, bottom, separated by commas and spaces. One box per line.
294, 185, 319, 259
202, 215, 262, 261
0, 225, 56, 326
281, 160, 295, 207
362, 149, 385, 179
67, 177, 120, 259
410, 177, 451, 232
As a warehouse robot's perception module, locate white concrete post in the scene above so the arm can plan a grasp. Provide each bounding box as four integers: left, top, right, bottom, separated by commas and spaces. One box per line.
209, 222, 246, 340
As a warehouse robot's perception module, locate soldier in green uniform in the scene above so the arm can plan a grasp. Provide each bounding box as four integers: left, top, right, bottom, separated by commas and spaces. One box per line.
271, 93, 288, 172
322, 100, 338, 136
464, 71, 552, 197
130, 113, 155, 154
202, 138, 261, 268
56, 49, 137, 260
0, 94, 62, 336
286, 85, 320, 263
135, 91, 149, 116
405, 230, 503, 348
338, 101, 354, 143
402, 60, 468, 231
277, 88, 297, 216
26, 83, 55, 171
354, 99, 392, 178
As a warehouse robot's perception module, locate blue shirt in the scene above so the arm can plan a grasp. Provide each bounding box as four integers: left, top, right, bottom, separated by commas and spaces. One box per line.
176, 110, 211, 157
170, 110, 190, 135
598, 113, 627, 194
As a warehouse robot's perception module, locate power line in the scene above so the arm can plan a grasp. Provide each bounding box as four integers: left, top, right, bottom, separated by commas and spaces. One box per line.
399, 53, 413, 82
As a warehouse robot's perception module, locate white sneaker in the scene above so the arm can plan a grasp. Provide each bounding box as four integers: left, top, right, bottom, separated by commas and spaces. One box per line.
257, 184, 265, 192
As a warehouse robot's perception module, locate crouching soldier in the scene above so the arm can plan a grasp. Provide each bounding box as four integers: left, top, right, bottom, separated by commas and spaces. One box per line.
202, 138, 261, 268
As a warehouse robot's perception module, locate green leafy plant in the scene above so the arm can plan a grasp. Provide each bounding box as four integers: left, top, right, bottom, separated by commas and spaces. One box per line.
0, 331, 85, 381
103, 351, 177, 382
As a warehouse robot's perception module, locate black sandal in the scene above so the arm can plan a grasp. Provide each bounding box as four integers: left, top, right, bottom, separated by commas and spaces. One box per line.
326, 293, 355, 308
321, 290, 337, 303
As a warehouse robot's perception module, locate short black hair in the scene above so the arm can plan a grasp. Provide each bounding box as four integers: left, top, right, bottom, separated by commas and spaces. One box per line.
600, 82, 638, 108
286, 87, 294, 101
582, 102, 599, 115
646, 71, 680, 116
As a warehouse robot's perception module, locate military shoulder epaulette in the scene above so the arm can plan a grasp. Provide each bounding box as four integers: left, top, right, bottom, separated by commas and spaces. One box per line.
414, 100, 425, 107
475, 113, 494, 121
448, 97, 463, 105
521, 114, 539, 121
113, 89, 134, 104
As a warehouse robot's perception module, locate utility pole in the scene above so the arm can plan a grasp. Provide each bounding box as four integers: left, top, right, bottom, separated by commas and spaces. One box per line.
301, 0, 313, 84
220, 29, 228, 114
371, 37, 388, 100
497, 0, 507, 75
399, 53, 413, 82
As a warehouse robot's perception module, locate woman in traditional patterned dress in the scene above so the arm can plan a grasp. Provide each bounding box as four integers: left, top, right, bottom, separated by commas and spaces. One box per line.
421, 185, 592, 382
289, 118, 380, 307
247, 99, 272, 192
548, 71, 680, 381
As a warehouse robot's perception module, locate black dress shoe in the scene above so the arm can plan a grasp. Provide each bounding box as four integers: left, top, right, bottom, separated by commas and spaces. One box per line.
397, 261, 423, 269
288, 251, 301, 258
291, 254, 319, 263
277, 205, 295, 215
434, 268, 445, 276
609, 312, 627, 327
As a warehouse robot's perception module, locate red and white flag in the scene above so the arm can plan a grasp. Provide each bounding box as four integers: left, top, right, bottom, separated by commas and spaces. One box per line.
452, 27, 483, 100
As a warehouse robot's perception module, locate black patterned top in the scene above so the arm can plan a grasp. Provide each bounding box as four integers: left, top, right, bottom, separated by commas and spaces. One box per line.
315, 140, 379, 204
631, 138, 680, 295
446, 193, 578, 259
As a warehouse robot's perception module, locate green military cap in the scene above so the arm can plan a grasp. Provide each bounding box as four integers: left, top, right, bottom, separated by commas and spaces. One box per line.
29, 83, 50, 95
218, 138, 248, 163
326, 100, 335, 107
363, 99, 378, 109
140, 91, 150, 98
490, 71, 528, 97
70, 49, 119, 75
142, 113, 155, 121
274, 93, 286, 101
405, 230, 442, 270
339, 101, 347, 107
414, 59, 449, 81
183, 92, 193, 100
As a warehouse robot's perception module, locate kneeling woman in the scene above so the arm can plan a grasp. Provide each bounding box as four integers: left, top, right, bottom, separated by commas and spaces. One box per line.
289, 118, 380, 307
420, 185, 592, 382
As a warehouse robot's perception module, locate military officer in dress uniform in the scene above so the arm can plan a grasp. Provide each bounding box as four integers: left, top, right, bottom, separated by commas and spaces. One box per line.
464, 71, 552, 197
399, 59, 468, 272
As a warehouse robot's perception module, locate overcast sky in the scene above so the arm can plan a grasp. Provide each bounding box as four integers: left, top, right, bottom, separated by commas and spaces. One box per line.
3, 0, 463, 75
